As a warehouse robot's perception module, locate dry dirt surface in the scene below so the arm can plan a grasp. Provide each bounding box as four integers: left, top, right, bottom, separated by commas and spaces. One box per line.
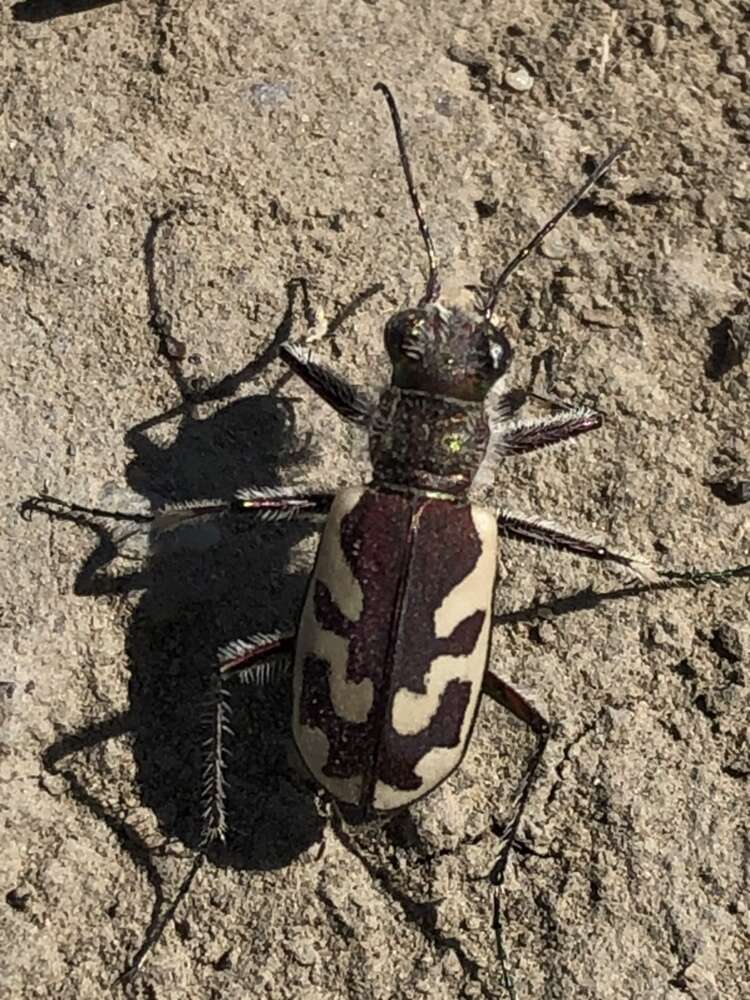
2, 2, 749, 999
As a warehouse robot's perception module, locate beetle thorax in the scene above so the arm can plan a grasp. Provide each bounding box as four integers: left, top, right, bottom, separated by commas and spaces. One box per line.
368, 387, 490, 497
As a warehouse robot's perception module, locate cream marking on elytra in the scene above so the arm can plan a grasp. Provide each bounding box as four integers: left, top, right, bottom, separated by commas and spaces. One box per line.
377, 506, 498, 810
433, 505, 498, 638
293, 489, 373, 793
320, 627, 374, 723
292, 723, 364, 805
389, 504, 497, 736
311, 488, 365, 623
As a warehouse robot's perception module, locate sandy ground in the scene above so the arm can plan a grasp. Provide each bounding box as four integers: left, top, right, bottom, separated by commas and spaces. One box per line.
2, 2, 749, 999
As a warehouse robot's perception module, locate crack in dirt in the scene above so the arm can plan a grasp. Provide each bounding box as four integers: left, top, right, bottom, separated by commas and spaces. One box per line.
332, 821, 498, 997
545, 719, 598, 810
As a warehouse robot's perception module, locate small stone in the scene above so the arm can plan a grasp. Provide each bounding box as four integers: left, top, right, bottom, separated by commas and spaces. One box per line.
0, 681, 16, 703
162, 334, 186, 360
700, 191, 725, 223
474, 197, 498, 219
434, 93, 455, 117
580, 307, 623, 328
648, 25, 668, 56
710, 624, 745, 664
529, 621, 555, 645
504, 66, 534, 92
442, 950, 463, 978
709, 477, 750, 506
6, 887, 31, 911
672, 5, 702, 31
40, 772, 66, 797
288, 938, 317, 967
247, 82, 292, 107
539, 230, 568, 259
722, 51, 747, 75
154, 49, 176, 75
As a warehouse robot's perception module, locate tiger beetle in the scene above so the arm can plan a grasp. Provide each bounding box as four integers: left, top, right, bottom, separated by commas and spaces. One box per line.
24, 84, 750, 994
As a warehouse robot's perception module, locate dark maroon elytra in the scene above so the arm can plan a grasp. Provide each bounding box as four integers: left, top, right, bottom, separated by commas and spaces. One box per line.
295, 489, 490, 817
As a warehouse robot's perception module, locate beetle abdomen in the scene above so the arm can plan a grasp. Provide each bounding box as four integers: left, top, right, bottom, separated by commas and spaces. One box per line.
292, 486, 497, 817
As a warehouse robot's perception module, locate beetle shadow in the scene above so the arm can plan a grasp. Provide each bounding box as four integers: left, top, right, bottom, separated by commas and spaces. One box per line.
35, 385, 329, 981
12, 0, 120, 22
27, 295, 331, 980
39, 396, 327, 857
25, 197, 389, 974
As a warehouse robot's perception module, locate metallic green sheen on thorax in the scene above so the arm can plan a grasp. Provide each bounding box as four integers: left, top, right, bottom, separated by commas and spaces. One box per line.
368, 387, 490, 497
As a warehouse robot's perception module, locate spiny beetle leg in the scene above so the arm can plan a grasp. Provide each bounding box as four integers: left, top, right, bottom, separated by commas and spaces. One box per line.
202, 632, 296, 846
482, 671, 550, 1000
496, 405, 603, 457
279, 343, 373, 426
149, 489, 334, 534
497, 508, 658, 582
22, 489, 335, 532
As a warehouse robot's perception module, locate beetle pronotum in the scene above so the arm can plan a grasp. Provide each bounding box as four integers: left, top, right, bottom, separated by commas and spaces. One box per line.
25, 84, 750, 995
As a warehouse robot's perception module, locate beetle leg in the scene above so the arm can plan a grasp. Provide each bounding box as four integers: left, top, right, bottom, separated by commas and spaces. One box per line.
497, 509, 658, 582
280, 343, 374, 426
154, 487, 334, 534
203, 631, 296, 845
482, 671, 549, 881
494, 404, 603, 456
482, 672, 550, 999
24, 489, 334, 534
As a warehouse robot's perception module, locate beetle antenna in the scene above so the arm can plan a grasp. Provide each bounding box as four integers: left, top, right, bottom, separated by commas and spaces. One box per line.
375, 82, 440, 305
483, 142, 629, 321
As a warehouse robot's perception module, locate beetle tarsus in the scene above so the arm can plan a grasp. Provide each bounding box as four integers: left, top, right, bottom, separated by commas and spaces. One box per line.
20, 493, 153, 523
482, 670, 550, 998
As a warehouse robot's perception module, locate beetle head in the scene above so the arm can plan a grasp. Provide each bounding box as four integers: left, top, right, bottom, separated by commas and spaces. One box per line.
385, 302, 512, 402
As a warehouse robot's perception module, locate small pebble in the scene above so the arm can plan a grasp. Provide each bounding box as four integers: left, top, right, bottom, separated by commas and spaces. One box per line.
710, 477, 750, 506
247, 82, 292, 107
289, 939, 317, 967
580, 307, 623, 328
504, 66, 534, 92
6, 887, 31, 912
539, 230, 568, 259
162, 334, 186, 360
710, 623, 745, 664
649, 25, 668, 56
434, 93, 455, 117
447, 45, 491, 74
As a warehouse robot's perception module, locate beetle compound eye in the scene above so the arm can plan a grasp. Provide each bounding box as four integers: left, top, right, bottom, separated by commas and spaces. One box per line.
488, 332, 512, 372
489, 341, 506, 368
385, 310, 427, 364
401, 323, 425, 361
